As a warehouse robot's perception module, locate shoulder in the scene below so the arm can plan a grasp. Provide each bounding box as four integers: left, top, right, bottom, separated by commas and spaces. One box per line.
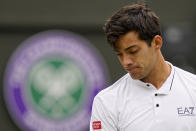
95, 73, 130, 100
93, 73, 131, 110
174, 66, 196, 104
175, 66, 196, 80
174, 66, 196, 90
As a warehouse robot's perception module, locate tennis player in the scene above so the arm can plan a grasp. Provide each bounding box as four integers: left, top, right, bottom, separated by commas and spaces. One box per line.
90, 3, 196, 131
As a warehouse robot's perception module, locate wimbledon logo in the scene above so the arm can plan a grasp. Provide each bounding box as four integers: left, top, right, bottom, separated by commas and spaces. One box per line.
4, 30, 108, 131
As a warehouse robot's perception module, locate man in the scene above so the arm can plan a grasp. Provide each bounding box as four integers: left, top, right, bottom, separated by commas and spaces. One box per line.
90, 3, 196, 131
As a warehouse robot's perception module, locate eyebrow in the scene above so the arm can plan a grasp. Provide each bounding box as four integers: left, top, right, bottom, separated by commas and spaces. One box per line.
114, 45, 137, 52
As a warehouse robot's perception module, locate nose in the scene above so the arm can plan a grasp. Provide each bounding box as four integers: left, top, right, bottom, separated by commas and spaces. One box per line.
120, 54, 133, 67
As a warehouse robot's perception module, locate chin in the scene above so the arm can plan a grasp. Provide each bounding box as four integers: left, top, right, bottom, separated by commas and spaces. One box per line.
129, 73, 140, 80
129, 72, 145, 80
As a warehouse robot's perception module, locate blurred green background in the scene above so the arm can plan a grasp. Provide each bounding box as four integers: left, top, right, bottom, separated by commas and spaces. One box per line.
1, 0, 196, 130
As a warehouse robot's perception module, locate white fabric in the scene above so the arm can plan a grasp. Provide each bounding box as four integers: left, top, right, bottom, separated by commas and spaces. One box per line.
90, 63, 196, 131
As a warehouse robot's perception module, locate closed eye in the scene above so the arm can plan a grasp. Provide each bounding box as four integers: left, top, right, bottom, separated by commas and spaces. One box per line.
128, 50, 139, 54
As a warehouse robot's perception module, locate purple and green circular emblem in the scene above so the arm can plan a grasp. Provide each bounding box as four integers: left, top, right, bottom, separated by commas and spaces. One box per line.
4, 30, 108, 131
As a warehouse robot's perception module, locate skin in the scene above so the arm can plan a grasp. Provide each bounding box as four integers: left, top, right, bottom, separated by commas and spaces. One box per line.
115, 31, 171, 89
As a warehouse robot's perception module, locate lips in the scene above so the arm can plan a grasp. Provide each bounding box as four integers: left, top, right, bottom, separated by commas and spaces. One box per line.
125, 67, 140, 73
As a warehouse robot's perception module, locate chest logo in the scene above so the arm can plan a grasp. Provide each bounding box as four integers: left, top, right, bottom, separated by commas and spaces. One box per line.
92, 121, 102, 130
177, 107, 195, 116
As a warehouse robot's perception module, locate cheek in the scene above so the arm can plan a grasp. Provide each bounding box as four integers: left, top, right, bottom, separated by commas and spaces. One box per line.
138, 50, 154, 68
136, 51, 150, 65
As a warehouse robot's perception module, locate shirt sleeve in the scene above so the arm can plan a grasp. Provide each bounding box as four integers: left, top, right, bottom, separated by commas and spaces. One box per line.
90, 95, 118, 131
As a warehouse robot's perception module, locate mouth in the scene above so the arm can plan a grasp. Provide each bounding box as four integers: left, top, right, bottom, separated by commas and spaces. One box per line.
125, 67, 140, 73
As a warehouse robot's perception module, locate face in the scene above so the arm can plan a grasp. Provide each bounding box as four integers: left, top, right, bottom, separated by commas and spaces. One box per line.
115, 31, 158, 80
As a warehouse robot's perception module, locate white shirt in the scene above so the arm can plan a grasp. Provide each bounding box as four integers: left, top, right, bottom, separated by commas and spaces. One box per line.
90, 63, 196, 131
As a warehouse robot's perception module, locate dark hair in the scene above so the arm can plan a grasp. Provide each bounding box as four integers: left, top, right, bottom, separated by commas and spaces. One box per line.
104, 3, 161, 48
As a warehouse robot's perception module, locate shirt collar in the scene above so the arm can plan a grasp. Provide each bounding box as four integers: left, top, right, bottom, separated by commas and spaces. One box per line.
132, 61, 175, 95
156, 62, 175, 95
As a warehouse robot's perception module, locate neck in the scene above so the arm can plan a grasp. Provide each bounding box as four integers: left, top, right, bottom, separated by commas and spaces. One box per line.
141, 53, 171, 89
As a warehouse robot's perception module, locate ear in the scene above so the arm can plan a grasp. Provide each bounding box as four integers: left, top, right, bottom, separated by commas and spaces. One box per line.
152, 35, 163, 49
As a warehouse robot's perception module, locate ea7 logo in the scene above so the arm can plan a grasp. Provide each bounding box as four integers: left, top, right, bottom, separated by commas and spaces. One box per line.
177, 107, 195, 116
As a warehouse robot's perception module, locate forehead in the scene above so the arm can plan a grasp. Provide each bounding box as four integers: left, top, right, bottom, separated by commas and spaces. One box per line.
115, 31, 141, 50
